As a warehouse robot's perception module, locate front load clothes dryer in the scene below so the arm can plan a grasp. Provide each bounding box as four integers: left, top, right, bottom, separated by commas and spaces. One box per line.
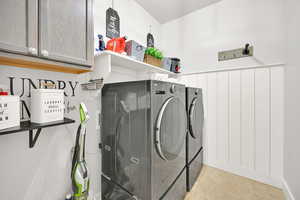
185, 87, 204, 192
101, 80, 187, 200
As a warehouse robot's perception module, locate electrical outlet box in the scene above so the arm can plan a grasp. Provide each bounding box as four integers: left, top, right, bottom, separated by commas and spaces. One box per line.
218, 46, 253, 61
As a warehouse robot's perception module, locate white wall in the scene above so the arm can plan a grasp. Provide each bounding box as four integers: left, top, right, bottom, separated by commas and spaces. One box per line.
165, 0, 286, 188
0, 1, 162, 200
0, 67, 102, 200
162, 0, 285, 73
283, 0, 300, 199
180, 65, 284, 188
94, 0, 162, 50
94, 0, 164, 83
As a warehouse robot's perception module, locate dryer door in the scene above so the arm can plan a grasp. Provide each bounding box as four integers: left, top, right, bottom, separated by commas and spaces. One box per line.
188, 97, 204, 139
155, 96, 186, 161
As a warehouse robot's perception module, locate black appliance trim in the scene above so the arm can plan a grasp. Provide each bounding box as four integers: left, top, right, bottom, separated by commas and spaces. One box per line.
186, 147, 203, 192
188, 146, 203, 166
101, 175, 135, 198
159, 166, 186, 200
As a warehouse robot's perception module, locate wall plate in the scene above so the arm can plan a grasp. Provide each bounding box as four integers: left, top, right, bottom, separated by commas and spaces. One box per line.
218, 46, 254, 61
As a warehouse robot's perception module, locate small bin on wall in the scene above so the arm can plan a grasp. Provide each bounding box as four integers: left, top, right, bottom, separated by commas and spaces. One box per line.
31, 89, 64, 124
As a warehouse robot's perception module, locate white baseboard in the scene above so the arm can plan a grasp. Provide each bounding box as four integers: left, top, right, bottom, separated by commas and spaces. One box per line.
282, 179, 295, 200
205, 161, 283, 188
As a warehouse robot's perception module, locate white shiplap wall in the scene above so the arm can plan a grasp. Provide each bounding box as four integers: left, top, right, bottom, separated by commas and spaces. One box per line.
181, 65, 284, 188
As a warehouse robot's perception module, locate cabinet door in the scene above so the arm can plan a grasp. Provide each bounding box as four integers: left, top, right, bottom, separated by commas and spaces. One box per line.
0, 0, 38, 56
39, 0, 94, 67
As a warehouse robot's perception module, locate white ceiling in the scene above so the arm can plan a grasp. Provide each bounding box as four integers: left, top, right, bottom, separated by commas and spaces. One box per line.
135, 0, 221, 24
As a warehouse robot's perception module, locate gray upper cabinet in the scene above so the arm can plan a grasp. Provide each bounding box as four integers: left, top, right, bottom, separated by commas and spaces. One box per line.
0, 0, 93, 72
39, 0, 94, 66
0, 0, 38, 56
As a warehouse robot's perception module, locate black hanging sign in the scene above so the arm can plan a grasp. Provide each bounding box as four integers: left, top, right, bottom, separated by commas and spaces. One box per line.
106, 8, 120, 39
147, 33, 154, 47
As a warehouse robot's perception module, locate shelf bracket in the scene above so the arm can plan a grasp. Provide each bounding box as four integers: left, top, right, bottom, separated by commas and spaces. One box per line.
29, 129, 42, 148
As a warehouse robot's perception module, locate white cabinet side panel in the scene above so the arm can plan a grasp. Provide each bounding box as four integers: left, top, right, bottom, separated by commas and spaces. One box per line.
241, 70, 255, 170
254, 68, 271, 175
229, 71, 241, 166
270, 67, 284, 179
206, 73, 217, 165
216, 72, 229, 164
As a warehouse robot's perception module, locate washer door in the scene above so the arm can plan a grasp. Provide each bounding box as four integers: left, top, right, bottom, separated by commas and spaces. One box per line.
155, 97, 186, 161
188, 97, 204, 139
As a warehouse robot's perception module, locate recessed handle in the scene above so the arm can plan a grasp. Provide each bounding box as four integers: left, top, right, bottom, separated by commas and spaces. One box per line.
28, 47, 37, 55
41, 50, 49, 57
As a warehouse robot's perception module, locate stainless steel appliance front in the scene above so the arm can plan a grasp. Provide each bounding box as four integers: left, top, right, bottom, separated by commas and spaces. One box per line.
101, 80, 186, 200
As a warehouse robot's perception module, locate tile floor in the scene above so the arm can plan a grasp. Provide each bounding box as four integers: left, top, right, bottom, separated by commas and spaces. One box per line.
185, 165, 286, 200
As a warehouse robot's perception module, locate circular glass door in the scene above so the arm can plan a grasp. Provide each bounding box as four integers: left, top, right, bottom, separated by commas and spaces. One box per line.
188, 97, 204, 139
155, 97, 186, 161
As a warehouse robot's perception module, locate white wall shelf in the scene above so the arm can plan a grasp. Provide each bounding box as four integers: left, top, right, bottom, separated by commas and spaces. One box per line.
92, 51, 177, 80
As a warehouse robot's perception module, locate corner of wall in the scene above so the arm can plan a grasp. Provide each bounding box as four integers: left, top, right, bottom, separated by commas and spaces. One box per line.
282, 178, 296, 200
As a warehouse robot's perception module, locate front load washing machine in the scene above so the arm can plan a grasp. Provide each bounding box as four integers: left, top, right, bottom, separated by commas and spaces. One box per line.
101, 80, 187, 200
186, 87, 204, 192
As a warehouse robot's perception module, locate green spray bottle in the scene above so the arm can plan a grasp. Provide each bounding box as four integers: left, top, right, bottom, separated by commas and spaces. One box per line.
71, 103, 90, 200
